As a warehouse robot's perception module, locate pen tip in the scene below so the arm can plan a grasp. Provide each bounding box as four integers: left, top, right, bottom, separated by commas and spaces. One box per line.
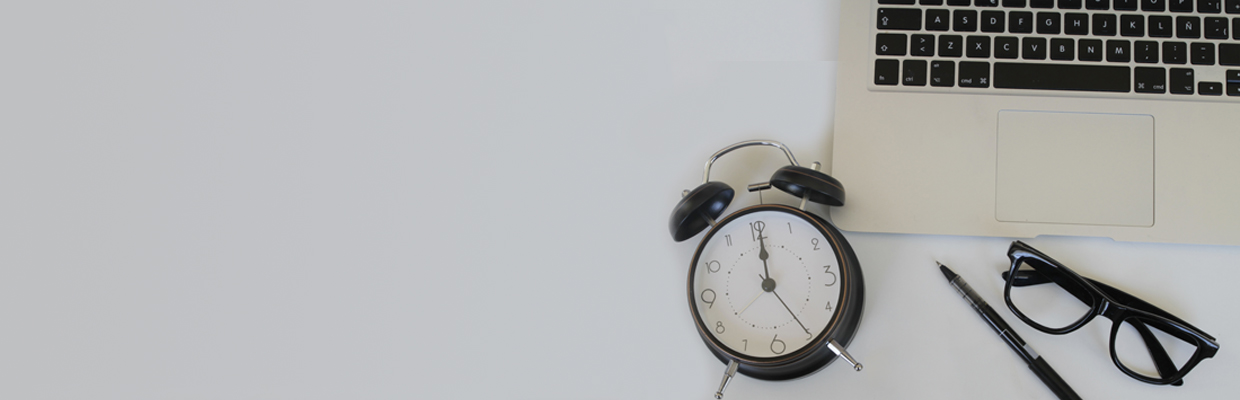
938, 263, 957, 281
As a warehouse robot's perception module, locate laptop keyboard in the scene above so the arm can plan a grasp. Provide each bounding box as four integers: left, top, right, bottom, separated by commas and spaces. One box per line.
872, 0, 1240, 98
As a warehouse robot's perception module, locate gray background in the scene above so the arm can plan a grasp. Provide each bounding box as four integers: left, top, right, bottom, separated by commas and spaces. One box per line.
2, 1, 1236, 399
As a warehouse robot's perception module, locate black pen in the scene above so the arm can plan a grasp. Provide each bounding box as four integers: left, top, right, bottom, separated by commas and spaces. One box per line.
937, 262, 1081, 400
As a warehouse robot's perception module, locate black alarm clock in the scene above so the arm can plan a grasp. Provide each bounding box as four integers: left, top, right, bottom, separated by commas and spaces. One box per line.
668, 140, 865, 398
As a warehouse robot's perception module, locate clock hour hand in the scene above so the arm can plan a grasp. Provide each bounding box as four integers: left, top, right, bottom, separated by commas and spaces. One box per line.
757, 228, 770, 280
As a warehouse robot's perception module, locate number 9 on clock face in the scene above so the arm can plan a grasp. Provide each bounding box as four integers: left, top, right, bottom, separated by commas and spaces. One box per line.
689, 205, 845, 360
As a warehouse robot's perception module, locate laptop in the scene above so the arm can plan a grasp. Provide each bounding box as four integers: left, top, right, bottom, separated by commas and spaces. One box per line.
829, 0, 1240, 246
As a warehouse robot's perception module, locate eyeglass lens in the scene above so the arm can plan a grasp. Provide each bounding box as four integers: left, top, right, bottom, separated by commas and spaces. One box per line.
1007, 259, 1091, 330
1113, 315, 1201, 381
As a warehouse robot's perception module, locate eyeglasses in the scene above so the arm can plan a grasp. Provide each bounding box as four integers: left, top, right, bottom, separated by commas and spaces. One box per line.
1001, 241, 1219, 386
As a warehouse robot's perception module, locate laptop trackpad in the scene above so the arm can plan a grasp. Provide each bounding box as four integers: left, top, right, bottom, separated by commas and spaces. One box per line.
995, 110, 1154, 227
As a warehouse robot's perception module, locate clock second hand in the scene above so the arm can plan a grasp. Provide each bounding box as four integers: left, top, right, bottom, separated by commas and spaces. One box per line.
737, 285, 764, 315
736, 273, 772, 315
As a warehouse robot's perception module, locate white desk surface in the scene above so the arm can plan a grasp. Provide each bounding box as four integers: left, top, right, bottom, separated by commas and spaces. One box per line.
2, 1, 1235, 399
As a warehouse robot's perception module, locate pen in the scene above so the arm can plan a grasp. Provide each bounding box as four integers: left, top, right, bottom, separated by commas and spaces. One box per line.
937, 262, 1081, 400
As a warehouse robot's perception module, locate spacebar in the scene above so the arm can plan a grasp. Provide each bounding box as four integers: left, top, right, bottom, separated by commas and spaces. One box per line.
994, 63, 1130, 92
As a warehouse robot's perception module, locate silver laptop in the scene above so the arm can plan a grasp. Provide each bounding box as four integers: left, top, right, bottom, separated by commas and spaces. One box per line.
830, 0, 1240, 246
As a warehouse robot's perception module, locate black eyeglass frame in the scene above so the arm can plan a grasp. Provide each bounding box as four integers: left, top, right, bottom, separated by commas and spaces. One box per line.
1002, 240, 1219, 386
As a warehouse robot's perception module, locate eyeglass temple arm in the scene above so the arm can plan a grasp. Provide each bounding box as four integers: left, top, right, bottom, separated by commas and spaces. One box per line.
1003, 269, 1093, 304
1129, 319, 1186, 386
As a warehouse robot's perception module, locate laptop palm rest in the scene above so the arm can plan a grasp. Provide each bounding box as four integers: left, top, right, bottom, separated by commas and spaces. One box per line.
995, 110, 1155, 227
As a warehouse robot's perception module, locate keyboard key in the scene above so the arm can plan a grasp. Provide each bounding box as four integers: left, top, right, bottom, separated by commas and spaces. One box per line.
1003, 0, 1028, 6
1051, 38, 1075, 60
1149, 16, 1174, 37
1080, 39, 1106, 60
1135, 67, 1167, 93
948, 0, 972, 5
903, 59, 928, 86
1060, 0, 1084, 8
1135, 40, 1161, 62
1205, 17, 1229, 38
927, 9, 952, 31
922, 0, 946, 4
958, 61, 991, 87
968, 36, 993, 57
1170, 68, 1195, 93
1116, 0, 1140, 9
1122, 14, 1145, 36
1065, 13, 1090, 34
878, 8, 923, 30
879, 0, 918, 3
996, 36, 1021, 58
1143, 0, 1166, 11
1094, 13, 1118, 35
1231, 70, 1240, 95
1087, 0, 1112, 9
994, 62, 1130, 91
875, 59, 900, 85
877, 33, 909, 55
912, 34, 937, 56
1177, 16, 1202, 38
955, 10, 979, 31
1164, 41, 1188, 63
1010, 12, 1035, 33
1038, 12, 1062, 34
1200, 0, 1222, 12
941, 35, 965, 56
1107, 39, 1132, 62
1221, 43, 1240, 65
1031, 0, 1056, 7
1192, 42, 1216, 64
1199, 81, 1224, 95
982, 11, 1006, 32
1024, 37, 1048, 59
1227, 0, 1240, 12
977, 0, 1002, 6
1170, 0, 1195, 11
930, 60, 956, 86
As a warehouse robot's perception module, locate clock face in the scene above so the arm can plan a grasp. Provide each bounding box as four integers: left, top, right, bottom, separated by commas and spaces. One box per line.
690, 206, 844, 360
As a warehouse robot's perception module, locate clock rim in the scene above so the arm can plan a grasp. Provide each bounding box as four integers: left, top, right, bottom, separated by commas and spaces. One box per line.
686, 204, 862, 378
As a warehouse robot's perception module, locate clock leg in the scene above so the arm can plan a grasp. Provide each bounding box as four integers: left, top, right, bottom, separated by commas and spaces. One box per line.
827, 339, 863, 372
714, 359, 739, 399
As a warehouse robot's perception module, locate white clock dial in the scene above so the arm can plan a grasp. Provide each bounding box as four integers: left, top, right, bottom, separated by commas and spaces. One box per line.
691, 208, 843, 359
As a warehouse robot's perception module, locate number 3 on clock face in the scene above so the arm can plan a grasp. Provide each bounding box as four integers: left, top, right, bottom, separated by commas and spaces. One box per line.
689, 205, 844, 360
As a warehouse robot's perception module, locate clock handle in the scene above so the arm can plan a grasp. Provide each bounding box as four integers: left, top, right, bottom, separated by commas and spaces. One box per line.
714, 359, 740, 399
701, 140, 799, 184
828, 339, 864, 372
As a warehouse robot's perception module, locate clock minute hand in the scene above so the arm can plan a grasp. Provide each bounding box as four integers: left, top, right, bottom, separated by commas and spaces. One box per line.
773, 288, 813, 339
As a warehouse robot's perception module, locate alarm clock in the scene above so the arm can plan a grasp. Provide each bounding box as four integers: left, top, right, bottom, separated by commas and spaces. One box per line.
668, 140, 865, 398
